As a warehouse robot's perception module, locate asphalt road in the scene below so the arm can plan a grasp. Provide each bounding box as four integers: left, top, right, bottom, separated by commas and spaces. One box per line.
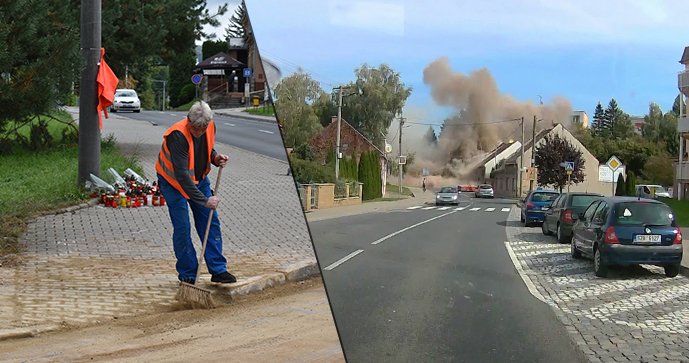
309, 195, 586, 363
113, 110, 287, 161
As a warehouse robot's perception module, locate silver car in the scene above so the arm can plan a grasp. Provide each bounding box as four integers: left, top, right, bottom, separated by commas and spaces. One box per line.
436, 186, 460, 206
475, 184, 494, 198
111, 89, 141, 113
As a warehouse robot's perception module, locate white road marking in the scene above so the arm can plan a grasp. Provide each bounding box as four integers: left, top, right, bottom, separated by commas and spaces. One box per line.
504, 242, 548, 304
485, 208, 495, 212
258, 129, 274, 134
224, 122, 236, 126
371, 210, 457, 245
422, 206, 436, 210
437, 206, 451, 210
169, 113, 177, 116
323, 249, 364, 271
470, 207, 481, 211
455, 206, 467, 211
407, 206, 423, 210
501, 208, 511, 212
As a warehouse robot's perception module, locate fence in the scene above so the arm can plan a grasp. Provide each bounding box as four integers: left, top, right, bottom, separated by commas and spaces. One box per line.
299, 182, 363, 211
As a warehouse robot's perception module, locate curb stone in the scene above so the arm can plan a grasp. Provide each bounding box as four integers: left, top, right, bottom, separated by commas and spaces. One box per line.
219, 272, 286, 297
214, 111, 277, 124
0, 325, 61, 342
278, 260, 320, 282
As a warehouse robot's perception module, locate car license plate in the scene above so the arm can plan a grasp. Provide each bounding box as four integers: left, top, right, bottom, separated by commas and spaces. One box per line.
633, 234, 661, 244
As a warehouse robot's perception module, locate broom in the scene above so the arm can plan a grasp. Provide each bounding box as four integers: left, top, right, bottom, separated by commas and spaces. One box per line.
176, 166, 224, 308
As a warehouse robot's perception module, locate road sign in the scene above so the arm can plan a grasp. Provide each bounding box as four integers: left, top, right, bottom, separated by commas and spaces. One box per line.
564, 161, 575, 171
243, 68, 252, 77
191, 74, 202, 84
606, 155, 622, 172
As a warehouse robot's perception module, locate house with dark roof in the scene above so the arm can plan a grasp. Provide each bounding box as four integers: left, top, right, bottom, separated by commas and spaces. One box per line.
310, 116, 388, 195
491, 123, 616, 198
466, 141, 522, 184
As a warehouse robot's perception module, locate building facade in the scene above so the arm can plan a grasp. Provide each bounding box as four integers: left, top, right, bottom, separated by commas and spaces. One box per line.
675, 46, 689, 200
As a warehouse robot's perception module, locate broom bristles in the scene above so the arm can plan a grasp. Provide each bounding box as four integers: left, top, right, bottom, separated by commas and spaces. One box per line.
176, 282, 216, 309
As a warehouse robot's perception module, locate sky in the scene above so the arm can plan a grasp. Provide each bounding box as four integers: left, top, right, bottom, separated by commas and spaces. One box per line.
204, 0, 689, 127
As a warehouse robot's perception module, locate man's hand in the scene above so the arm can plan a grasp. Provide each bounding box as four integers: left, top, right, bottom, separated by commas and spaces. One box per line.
205, 196, 220, 209
214, 154, 229, 167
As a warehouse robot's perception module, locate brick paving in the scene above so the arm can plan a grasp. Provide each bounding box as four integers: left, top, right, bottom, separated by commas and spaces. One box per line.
505, 207, 689, 363
0, 112, 316, 330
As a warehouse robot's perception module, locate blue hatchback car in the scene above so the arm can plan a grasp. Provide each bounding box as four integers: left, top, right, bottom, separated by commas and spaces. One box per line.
571, 197, 683, 278
521, 189, 560, 226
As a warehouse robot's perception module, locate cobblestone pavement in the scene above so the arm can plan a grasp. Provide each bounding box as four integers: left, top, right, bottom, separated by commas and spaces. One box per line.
0, 114, 315, 331
504, 207, 689, 363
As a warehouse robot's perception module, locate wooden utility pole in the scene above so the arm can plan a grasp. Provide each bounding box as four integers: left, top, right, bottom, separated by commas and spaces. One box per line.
334, 87, 343, 180
77, 0, 102, 187
518, 117, 525, 198
530, 115, 536, 192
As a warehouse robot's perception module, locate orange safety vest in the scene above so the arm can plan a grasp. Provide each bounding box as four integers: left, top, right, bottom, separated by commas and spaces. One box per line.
155, 118, 216, 199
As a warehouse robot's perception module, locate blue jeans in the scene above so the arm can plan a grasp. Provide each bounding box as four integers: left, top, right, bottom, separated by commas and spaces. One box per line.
158, 174, 228, 281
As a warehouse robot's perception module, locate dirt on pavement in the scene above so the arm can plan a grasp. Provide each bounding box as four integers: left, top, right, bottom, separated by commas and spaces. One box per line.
0, 278, 345, 363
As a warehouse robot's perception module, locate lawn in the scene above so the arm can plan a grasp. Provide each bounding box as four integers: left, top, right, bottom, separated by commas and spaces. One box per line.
0, 112, 143, 261
243, 105, 275, 116
386, 183, 413, 196
658, 197, 689, 227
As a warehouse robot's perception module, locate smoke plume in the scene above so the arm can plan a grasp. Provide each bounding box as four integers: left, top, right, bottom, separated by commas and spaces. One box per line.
397, 57, 573, 187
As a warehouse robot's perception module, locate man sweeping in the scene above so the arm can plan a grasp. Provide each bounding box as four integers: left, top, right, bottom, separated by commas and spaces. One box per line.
156, 100, 237, 285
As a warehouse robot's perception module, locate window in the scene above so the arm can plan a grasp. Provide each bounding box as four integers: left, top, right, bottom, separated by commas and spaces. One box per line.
530, 192, 559, 202
570, 195, 602, 208
592, 202, 609, 224
614, 202, 674, 227
551, 195, 562, 208
583, 201, 600, 222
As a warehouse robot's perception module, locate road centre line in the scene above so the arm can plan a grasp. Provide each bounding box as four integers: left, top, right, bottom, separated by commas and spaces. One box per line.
323, 249, 365, 271
371, 209, 463, 245
224, 122, 236, 126
258, 129, 274, 134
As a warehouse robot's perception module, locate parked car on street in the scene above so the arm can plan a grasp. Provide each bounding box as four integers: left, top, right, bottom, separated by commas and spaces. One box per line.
110, 89, 141, 113
542, 192, 604, 243
474, 184, 494, 198
570, 197, 683, 278
521, 189, 559, 226
436, 186, 460, 206
635, 184, 671, 198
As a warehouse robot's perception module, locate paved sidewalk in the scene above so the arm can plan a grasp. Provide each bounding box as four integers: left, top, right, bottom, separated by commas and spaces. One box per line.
214, 107, 277, 123
0, 111, 316, 338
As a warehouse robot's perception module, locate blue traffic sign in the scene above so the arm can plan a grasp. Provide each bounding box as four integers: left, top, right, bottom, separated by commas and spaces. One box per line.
243, 68, 252, 77
191, 74, 202, 84
564, 161, 575, 171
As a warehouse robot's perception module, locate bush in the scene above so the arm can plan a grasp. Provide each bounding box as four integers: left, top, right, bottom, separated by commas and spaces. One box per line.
177, 84, 196, 108
615, 173, 626, 196
290, 157, 335, 184
625, 170, 637, 196
293, 143, 315, 161
358, 151, 382, 200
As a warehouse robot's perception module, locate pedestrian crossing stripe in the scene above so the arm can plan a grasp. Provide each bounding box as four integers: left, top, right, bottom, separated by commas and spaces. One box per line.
406, 206, 512, 212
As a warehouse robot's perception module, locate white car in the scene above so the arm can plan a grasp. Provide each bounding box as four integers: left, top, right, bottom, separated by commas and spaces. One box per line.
111, 89, 141, 113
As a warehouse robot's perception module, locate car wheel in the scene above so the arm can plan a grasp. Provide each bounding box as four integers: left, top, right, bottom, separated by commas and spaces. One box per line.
111, 108, 117, 113
134, 109, 141, 113
541, 221, 551, 235
557, 224, 569, 244
594, 247, 608, 277
665, 264, 680, 278
571, 239, 582, 259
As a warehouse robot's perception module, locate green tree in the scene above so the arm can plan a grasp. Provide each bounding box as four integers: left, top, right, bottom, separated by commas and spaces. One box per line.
641, 103, 663, 142
202, 40, 227, 59
642, 154, 675, 187
659, 112, 679, 156
534, 134, 585, 192
169, 50, 198, 107
592, 102, 606, 137
604, 99, 633, 139
224, 0, 247, 39
313, 92, 338, 127
625, 170, 637, 196
0, 0, 79, 127
615, 173, 626, 196
342, 64, 412, 146
273, 71, 323, 148
672, 94, 686, 116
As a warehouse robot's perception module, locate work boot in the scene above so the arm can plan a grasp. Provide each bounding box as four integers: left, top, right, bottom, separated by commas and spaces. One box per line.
180, 277, 196, 284
211, 271, 237, 283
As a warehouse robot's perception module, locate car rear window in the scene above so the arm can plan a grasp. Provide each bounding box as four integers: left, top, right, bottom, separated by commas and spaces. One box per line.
479, 185, 492, 189
440, 187, 457, 193
613, 202, 675, 226
117, 91, 136, 97
571, 195, 602, 208
531, 192, 558, 202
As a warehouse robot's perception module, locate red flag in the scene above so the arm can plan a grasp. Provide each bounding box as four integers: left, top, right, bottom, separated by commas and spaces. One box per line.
96, 48, 119, 129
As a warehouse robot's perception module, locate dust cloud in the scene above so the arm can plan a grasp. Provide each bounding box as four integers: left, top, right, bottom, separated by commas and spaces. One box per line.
391, 56, 573, 188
